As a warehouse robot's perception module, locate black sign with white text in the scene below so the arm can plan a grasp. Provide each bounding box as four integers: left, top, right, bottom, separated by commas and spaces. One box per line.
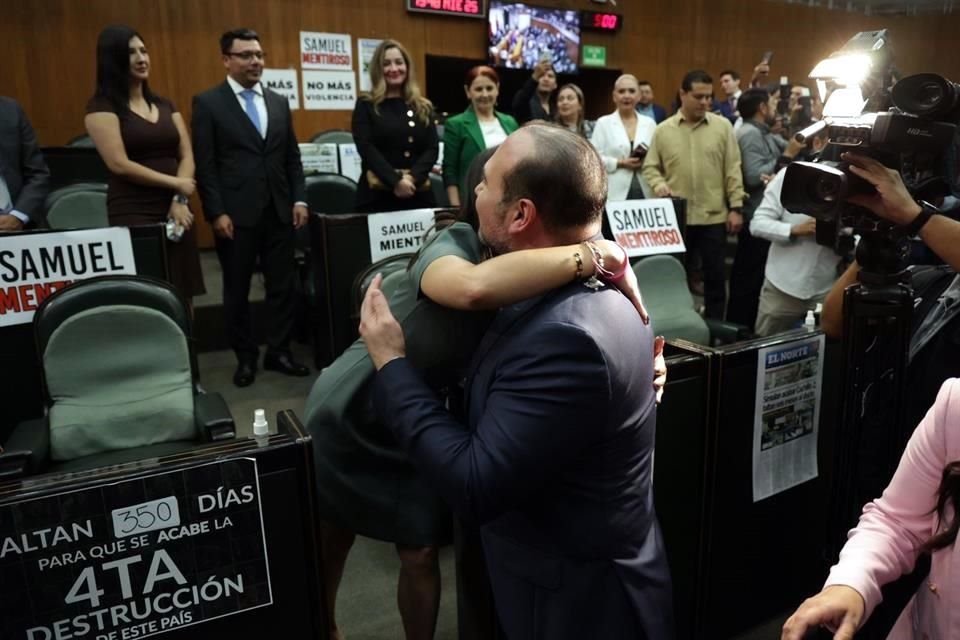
0, 458, 271, 640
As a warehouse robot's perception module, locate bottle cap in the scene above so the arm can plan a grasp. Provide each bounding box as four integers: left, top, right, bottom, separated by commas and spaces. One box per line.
253, 409, 268, 437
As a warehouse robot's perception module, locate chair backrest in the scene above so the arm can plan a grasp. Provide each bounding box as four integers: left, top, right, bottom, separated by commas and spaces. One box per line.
43, 182, 108, 214
66, 133, 96, 148
305, 173, 358, 215
430, 173, 449, 208
46, 190, 109, 229
35, 276, 196, 461
632, 255, 711, 345
310, 129, 354, 145
352, 253, 417, 316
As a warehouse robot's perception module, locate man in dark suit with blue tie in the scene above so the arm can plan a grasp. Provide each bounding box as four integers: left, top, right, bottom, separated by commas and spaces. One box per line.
360, 123, 674, 639
192, 28, 309, 387
0, 97, 50, 230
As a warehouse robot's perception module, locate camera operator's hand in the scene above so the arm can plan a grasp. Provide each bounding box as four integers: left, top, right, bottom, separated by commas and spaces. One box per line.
843, 152, 922, 225
791, 218, 817, 237
783, 137, 807, 160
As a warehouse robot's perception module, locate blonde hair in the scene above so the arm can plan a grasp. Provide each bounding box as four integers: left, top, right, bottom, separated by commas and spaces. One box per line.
363, 39, 433, 124
555, 83, 585, 135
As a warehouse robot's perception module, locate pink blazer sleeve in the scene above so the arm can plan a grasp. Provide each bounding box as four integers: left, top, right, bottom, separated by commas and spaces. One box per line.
824, 378, 959, 621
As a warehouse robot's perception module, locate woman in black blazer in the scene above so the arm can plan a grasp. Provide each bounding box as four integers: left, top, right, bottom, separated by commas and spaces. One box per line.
352, 39, 438, 213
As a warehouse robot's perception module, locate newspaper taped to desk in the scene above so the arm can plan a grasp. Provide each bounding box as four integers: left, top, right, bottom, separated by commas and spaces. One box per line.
752, 334, 825, 502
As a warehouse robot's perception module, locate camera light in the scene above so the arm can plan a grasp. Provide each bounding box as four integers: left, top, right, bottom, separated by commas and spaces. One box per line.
823, 87, 868, 119
810, 53, 874, 88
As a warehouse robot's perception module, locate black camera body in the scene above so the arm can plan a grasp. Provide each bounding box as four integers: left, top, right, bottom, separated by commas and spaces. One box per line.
781, 111, 956, 219
780, 74, 960, 256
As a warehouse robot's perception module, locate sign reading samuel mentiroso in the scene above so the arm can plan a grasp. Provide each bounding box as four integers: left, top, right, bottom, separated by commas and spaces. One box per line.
0, 458, 271, 640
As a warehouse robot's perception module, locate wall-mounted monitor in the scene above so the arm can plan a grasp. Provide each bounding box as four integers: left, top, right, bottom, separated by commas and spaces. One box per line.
487, 2, 580, 74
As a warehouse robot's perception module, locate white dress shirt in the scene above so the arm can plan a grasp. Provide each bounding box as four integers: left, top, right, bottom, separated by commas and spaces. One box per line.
227, 75, 268, 138
750, 169, 838, 300
590, 111, 656, 201
479, 118, 507, 149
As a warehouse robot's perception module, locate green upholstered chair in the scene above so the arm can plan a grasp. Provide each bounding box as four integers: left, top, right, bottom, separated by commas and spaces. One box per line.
46, 190, 109, 229
305, 173, 358, 215
0, 276, 235, 479
430, 173, 450, 208
66, 133, 97, 148
309, 129, 355, 145
43, 182, 108, 214
632, 255, 749, 346
299, 173, 359, 307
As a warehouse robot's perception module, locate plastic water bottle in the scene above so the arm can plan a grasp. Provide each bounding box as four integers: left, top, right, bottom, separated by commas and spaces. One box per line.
253, 409, 269, 437
804, 310, 816, 328
165, 219, 184, 242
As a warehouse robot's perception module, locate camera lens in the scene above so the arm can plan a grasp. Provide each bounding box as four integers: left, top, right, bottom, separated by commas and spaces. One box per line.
812, 175, 841, 203
892, 73, 960, 118
913, 81, 945, 111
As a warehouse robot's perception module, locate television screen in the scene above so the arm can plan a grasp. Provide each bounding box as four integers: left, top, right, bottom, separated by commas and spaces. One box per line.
487, 2, 580, 74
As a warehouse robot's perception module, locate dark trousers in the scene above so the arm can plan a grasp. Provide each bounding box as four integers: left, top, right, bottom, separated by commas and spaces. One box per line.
726, 225, 770, 330
685, 223, 727, 320
454, 518, 500, 640
215, 206, 296, 363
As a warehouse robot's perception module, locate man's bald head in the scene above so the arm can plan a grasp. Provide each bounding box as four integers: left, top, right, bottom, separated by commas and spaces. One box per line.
499, 123, 607, 231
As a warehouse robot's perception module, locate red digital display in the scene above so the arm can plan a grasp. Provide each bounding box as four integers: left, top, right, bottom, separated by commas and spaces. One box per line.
580, 10, 623, 33
407, 0, 486, 18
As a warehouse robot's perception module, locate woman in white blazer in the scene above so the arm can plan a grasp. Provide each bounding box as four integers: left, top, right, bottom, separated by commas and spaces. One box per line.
590, 74, 657, 200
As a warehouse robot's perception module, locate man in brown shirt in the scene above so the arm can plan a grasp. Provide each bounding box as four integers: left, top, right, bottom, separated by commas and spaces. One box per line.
643, 70, 746, 319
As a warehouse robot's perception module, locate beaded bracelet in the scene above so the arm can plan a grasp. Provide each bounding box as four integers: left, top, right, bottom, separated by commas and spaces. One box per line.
584, 241, 629, 281
572, 250, 584, 281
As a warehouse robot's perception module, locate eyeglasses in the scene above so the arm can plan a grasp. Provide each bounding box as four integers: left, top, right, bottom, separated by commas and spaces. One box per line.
227, 51, 266, 61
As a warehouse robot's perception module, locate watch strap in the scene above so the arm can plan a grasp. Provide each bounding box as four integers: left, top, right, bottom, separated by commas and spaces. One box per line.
903, 201, 938, 236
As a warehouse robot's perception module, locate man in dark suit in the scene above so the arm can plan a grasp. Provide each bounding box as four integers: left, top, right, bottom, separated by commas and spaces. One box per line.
360, 123, 674, 639
192, 28, 309, 387
636, 80, 667, 124
0, 97, 51, 230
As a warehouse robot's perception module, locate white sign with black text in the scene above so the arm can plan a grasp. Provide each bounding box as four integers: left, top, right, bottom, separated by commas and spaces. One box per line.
367, 209, 436, 263
0, 227, 137, 327
338, 143, 363, 183
260, 69, 300, 110
302, 70, 357, 111
357, 38, 383, 93
606, 199, 686, 256
300, 31, 353, 70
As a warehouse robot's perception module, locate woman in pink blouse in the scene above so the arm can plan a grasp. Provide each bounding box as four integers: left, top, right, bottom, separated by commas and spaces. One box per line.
782, 378, 960, 639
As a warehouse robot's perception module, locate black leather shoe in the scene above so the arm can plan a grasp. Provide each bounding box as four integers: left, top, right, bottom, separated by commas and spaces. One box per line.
263, 352, 310, 377
233, 361, 257, 387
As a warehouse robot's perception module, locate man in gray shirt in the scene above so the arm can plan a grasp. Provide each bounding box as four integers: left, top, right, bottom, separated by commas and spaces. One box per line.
727, 88, 804, 329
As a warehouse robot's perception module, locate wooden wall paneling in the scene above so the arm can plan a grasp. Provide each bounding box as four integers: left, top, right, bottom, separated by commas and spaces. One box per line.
6, 0, 960, 248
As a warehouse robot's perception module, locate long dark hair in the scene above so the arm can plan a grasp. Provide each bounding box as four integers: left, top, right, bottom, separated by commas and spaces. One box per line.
459, 146, 497, 231
93, 25, 158, 114
406, 146, 497, 271
922, 461, 960, 552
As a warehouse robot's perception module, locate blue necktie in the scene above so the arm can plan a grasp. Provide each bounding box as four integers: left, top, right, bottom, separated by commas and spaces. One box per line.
240, 89, 262, 137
